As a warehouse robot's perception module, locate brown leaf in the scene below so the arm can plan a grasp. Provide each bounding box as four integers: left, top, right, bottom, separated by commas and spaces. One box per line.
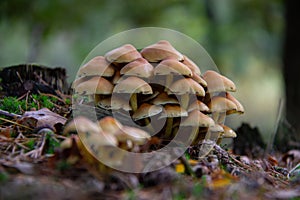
21, 108, 67, 132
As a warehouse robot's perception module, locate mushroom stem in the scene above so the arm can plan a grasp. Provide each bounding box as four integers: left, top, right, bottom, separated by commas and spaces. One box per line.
190, 127, 199, 144
164, 117, 173, 139
191, 127, 207, 145
217, 112, 226, 124
130, 93, 138, 112
144, 118, 155, 133
181, 93, 190, 110
165, 74, 173, 90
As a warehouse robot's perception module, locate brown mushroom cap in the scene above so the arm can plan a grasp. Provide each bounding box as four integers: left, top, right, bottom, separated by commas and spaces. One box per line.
132, 103, 162, 120
191, 73, 207, 87
182, 55, 201, 75
154, 59, 192, 77
151, 92, 179, 105
203, 70, 236, 93
63, 116, 102, 135
220, 124, 237, 138
114, 76, 153, 94
98, 116, 123, 134
167, 78, 205, 96
78, 56, 115, 77
187, 100, 210, 113
105, 44, 142, 63
181, 110, 215, 127
97, 97, 132, 111
120, 58, 154, 78
159, 104, 188, 118
225, 92, 244, 114
75, 76, 114, 95
141, 40, 184, 62
209, 96, 238, 113
114, 126, 151, 145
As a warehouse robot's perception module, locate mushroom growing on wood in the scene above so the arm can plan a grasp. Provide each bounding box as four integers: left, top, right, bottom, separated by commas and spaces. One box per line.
181, 110, 215, 145
168, 78, 205, 109
208, 96, 237, 123
182, 55, 201, 75
159, 104, 188, 139
154, 58, 192, 89
114, 76, 153, 112
120, 57, 154, 79
78, 56, 115, 77
74, 76, 114, 104
203, 70, 236, 93
141, 40, 184, 62
105, 44, 142, 63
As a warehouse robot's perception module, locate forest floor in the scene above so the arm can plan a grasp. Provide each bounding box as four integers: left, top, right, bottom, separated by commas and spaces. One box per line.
0, 66, 299, 200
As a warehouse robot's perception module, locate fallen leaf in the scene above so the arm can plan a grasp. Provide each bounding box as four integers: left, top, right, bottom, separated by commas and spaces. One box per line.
20, 108, 67, 132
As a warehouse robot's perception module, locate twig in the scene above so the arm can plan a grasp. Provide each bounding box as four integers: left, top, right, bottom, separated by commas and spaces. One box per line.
0, 117, 34, 131
0, 109, 22, 118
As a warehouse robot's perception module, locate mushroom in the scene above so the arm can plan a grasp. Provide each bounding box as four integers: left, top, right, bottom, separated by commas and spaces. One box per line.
132, 103, 162, 133
154, 58, 192, 89
120, 57, 154, 79
114, 76, 153, 112
216, 124, 237, 144
208, 96, 237, 123
74, 76, 114, 104
151, 92, 179, 105
182, 55, 201, 75
203, 70, 236, 93
159, 104, 188, 139
225, 92, 244, 114
97, 96, 132, 111
141, 40, 184, 62
63, 117, 120, 168
181, 110, 215, 145
187, 99, 210, 113
132, 103, 162, 121
105, 44, 142, 63
78, 56, 115, 77
167, 78, 205, 109
98, 116, 150, 150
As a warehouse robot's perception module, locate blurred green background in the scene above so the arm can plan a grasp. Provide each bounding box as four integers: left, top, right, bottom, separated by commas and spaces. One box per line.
0, 0, 284, 141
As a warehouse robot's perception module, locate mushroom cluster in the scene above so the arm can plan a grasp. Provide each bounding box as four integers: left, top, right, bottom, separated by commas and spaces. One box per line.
63, 116, 150, 168
73, 40, 244, 151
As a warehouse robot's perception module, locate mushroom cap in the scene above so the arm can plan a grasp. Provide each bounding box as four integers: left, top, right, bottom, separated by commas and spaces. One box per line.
225, 92, 244, 114
191, 73, 207, 87
105, 44, 142, 63
159, 104, 188, 118
182, 55, 201, 75
187, 100, 210, 113
151, 92, 179, 105
209, 96, 238, 113
120, 58, 154, 78
203, 70, 236, 93
63, 116, 102, 135
97, 97, 132, 111
141, 40, 184, 62
181, 110, 215, 127
98, 116, 123, 134
72, 76, 91, 88
220, 124, 237, 138
132, 103, 163, 120
114, 76, 153, 94
63, 117, 118, 146
114, 126, 151, 145
167, 78, 205, 96
154, 59, 192, 77
78, 56, 115, 77
75, 76, 113, 95
208, 124, 224, 133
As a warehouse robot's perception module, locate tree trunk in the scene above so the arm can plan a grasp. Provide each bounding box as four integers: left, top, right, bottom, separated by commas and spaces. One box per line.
277, 0, 300, 151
